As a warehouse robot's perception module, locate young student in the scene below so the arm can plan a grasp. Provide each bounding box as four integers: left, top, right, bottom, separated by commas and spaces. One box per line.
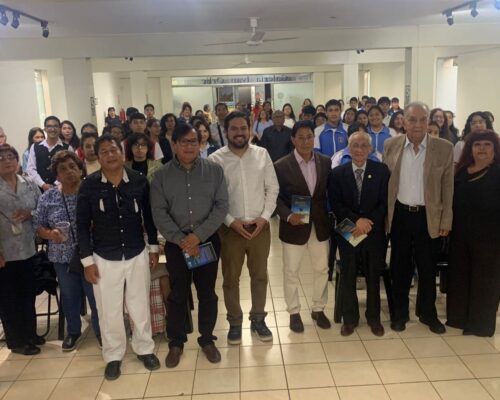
314, 99, 349, 157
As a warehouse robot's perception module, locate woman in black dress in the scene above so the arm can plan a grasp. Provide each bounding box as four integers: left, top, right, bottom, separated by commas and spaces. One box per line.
447, 130, 500, 337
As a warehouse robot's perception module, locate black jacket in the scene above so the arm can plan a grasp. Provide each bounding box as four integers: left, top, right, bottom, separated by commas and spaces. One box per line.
77, 167, 158, 261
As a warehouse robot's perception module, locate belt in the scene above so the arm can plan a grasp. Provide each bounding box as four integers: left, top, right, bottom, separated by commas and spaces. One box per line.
397, 201, 425, 213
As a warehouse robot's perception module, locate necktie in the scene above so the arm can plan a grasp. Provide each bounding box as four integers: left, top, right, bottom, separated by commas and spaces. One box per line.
355, 169, 364, 203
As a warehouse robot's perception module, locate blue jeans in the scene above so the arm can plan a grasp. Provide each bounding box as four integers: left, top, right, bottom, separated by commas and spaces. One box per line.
54, 263, 100, 337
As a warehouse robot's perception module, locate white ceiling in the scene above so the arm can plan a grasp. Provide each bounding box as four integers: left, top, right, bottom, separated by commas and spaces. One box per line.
1, 0, 499, 38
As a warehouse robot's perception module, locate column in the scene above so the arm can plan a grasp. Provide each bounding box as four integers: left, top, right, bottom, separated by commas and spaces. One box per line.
342, 63, 359, 102
313, 72, 325, 106
409, 47, 436, 106
130, 71, 148, 110
404, 47, 412, 106
160, 76, 173, 115
62, 58, 96, 130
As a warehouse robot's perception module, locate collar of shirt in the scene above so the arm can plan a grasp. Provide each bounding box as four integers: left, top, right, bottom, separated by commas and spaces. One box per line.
40, 138, 65, 149
294, 149, 315, 165
352, 161, 367, 176
324, 121, 346, 133
404, 133, 428, 151
368, 125, 388, 135
100, 168, 130, 184
173, 154, 201, 171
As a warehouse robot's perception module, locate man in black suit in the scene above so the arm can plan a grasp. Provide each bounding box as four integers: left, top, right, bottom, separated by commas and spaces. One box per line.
274, 120, 332, 333
328, 131, 390, 337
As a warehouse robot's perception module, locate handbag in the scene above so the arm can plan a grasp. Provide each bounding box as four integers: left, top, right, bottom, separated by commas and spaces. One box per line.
61, 192, 84, 273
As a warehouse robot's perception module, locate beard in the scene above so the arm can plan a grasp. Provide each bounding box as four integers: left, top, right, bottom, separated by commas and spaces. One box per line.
228, 135, 249, 149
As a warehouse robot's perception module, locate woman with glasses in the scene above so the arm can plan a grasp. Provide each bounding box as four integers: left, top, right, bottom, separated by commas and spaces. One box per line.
0, 144, 42, 355
125, 133, 162, 183
35, 151, 101, 351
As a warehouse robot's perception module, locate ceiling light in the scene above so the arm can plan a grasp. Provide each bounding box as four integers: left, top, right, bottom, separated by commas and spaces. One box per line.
0, 8, 8, 26
11, 12, 19, 29
445, 11, 454, 26
41, 21, 49, 38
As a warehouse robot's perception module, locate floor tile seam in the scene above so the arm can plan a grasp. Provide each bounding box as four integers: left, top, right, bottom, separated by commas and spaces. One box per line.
457, 353, 500, 380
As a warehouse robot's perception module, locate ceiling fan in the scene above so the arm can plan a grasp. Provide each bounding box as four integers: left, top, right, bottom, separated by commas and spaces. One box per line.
232, 55, 280, 68
205, 17, 297, 47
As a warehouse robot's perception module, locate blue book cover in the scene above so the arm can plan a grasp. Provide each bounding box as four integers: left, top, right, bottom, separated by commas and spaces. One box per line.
183, 242, 217, 270
335, 218, 367, 247
291, 195, 311, 224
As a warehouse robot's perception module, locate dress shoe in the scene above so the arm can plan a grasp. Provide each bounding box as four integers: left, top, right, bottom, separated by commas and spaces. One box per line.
31, 336, 46, 346
165, 346, 183, 368
340, 323, 357, 336
419, 317, 446, 334
11, 344, 41, 356
289, 313, 304, 333
202, 343, 221, 363
390, 321, 406, 332
227, 325, 242, 345
104, 360, 121, 380
62, 334, 81, 352
369, 322, 385, 337
311, 311, 331, 329
250, 320, 273, 342
137, 353, 160, 371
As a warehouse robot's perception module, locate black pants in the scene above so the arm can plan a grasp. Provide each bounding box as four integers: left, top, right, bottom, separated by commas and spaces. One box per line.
0, 257, 37, 349
338, 234, 386, 325
165, 234, 220, 348
390, 203, 439, 323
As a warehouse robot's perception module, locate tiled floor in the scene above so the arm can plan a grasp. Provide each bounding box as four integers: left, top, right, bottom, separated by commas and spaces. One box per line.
1, 219, 499, 400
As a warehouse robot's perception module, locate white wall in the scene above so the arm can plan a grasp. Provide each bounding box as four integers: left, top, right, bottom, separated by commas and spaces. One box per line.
361, 62, 405, 104
456, 48, 500, 132
273, 83, 313, 115
172, 87, 214, 116
93, 72, 122, 133
435, 58, 458, 114
0, 59, 68, 153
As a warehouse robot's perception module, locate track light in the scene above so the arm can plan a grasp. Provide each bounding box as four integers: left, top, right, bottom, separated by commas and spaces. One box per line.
470, 1, 478, 17
41, 21, 49, 38
11, 12, 19, 29
0, 8, 8, 26
356, 49, 365, 54
445, 11, 454, 26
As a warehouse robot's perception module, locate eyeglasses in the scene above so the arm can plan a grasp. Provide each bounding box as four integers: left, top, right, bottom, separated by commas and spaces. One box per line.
132, 143, 148, 149
177, 139, 199, 147
0, 154, 16, 162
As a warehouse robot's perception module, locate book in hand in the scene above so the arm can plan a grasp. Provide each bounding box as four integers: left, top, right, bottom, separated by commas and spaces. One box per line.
335, 218, 367, 247
183, 242, 217, 270
291, 195, 311, 224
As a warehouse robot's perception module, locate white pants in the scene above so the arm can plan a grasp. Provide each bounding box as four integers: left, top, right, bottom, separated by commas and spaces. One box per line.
93, 249, 154, 363
282, 224, 329, 314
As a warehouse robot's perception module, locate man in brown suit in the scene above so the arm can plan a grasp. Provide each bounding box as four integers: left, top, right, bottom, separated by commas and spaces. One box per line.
274, 120, 332, 332
383, 101, 454, 334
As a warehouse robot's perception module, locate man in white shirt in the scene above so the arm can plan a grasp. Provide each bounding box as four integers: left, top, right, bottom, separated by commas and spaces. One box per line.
210, 102, 229, 147
26, 116, 73, 191
383, 102, 454, 335
209, 111, 279, 345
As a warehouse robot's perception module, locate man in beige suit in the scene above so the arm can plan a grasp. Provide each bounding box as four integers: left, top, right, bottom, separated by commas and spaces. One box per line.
383, 102, 453, 334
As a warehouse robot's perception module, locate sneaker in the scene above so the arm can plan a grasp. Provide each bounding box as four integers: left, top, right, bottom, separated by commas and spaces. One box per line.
62, 334, 81, 352
227, 325, 242, 345
250, 320, 273, 342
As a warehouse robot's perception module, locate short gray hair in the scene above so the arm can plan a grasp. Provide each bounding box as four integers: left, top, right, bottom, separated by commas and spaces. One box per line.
404, 101, 429, 118
348, 131, 372, 147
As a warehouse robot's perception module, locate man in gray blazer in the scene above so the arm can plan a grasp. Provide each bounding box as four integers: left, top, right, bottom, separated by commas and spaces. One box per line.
383, 102, 454, 334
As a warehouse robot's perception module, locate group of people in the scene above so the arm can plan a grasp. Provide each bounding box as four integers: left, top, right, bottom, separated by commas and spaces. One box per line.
0, 95, 498, 383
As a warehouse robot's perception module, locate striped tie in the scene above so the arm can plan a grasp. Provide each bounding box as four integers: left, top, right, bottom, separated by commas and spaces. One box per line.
355, 169, 364, 203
